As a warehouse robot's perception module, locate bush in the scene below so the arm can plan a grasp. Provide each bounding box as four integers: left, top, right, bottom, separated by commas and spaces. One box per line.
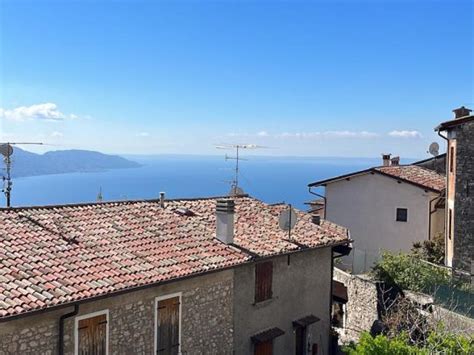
344, 332, 474, 355
343, 333, 417, 355
411, 233, 445, 265
372, 252, 450, 293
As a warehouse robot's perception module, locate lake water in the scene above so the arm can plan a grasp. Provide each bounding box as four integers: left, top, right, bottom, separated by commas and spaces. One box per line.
6, 155, 382, 210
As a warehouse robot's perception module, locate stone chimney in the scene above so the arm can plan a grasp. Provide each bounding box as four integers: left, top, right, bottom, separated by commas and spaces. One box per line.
453, 106, 472, 119
159, 192, 165, 208
216, 200, 235, 244
382, 154, 392, 167
391, 156, 400, 166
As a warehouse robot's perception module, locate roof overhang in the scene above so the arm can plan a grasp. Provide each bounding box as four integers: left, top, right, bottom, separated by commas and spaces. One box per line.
251, 327, 285, 343
435, 115, 474, 131
293, 315, 320, 328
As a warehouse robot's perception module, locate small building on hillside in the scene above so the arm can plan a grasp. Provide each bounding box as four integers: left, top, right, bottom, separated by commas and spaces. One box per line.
435, 106, 474, 281
0, 195, 349, 355
308, 157, 446, 274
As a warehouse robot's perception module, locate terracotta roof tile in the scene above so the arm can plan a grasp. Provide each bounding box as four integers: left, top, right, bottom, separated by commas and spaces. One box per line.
375, 165, 446, 192
0, 196, 348, 319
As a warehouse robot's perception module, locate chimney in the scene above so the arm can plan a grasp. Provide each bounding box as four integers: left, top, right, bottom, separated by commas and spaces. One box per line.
391, 156, 400, 166
453, 106, 472, 119
159, 192, 165, 208
382, 154, 392, 166
312, 215, 321, 226
216, 200, 235, 244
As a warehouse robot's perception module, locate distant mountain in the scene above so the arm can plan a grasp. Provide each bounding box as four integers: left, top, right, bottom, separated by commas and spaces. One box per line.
9, 148, 141, 178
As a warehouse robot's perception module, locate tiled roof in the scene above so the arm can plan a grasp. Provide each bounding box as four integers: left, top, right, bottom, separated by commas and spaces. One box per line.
375, 165, 446, 192
0, 196, 348, 319
309, 165, 446, 192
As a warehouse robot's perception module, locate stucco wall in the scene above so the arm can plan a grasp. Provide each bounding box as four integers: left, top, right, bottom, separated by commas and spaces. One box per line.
233, 247, 332, 355
0, 270, 234, 355
325, 173, 440, 273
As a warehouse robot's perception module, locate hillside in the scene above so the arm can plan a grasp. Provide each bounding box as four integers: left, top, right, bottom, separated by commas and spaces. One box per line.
8, 148, 141, 178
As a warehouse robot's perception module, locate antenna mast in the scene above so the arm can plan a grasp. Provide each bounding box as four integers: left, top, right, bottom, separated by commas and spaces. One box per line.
216, 143, 264, 196
0, 142, 43, 207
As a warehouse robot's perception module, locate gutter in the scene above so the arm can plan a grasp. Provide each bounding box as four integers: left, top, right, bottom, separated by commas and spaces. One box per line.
58, 304, 79, 355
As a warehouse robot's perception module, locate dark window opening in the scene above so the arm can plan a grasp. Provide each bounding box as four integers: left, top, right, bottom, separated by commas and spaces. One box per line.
295, 326, 307, 355
254, 340, 273, 355
450, 146, 455, 173
157, 296, 180, 355
77, 314, 107, 355
396, 208, 408, 222
448, 209, 453, 240
255, 261, 273, 303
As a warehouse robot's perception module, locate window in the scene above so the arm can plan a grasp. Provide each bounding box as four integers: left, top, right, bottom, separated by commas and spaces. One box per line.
396, 208, 408, 222
450, 146, 455, 173
295, 326, 307, 355
255, 261, 273, 303
448, 209, 453, 240
254, 341, 273, 355
75, 310, 109, 355
155, 294, 181, 355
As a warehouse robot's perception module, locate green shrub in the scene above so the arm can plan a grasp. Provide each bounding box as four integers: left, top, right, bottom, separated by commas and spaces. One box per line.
343, 332, 418, 355
344, 332, 474, 355
372, 252, 450, 293
412, 233, 445, 265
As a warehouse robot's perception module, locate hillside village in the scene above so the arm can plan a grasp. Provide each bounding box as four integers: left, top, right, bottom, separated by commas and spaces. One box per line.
0, 107, 472, 354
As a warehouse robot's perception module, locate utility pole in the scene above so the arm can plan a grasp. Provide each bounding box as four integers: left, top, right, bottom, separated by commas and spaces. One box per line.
0, 142, 43, 207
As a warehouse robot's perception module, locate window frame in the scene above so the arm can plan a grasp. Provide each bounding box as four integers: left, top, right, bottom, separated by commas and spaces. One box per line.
396, 208, 408, 222
74, 309, 109, 355
255, 261, 273, 303
154, 292, 182, 355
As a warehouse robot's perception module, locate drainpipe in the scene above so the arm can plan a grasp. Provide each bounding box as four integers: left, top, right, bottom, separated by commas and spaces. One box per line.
58, 304, 79, 355
308, 186, 327, 219
428, 195, 440, 241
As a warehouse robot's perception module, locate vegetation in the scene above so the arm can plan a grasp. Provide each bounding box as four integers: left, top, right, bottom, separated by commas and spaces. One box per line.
344, 332, 474, 355
372, 252, 450, 294
411, 233, 445, 265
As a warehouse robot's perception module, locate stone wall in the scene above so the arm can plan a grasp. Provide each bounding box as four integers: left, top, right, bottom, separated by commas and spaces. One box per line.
453, 120, 474, 276
333, 268, 381, 343
0, 270, 233, 355
415, 154, 447, 175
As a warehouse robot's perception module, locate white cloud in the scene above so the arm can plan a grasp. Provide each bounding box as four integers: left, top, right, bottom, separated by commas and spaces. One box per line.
51, 131, 64, 138
257, 131, 269, 137
388, 130, 423, 138
275, 130, 379, 139
136, 132, 150, 137
0, 103, 67, 121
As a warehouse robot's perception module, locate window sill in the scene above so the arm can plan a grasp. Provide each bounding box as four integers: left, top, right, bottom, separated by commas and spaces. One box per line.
253, 297, 276, 308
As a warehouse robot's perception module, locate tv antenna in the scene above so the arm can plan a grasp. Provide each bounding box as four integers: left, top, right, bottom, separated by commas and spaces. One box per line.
428, 142, 440, 157
0, 142, 44, 207
278, 204, 298, 240
216, 144, 265, 196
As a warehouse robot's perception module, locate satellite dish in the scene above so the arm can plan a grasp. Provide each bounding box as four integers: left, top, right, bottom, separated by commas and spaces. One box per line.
428, 142, 440, 157
0, 144, 13, 158
278, 206, 297, 232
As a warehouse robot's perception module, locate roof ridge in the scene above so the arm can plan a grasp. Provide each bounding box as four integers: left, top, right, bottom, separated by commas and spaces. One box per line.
0, 194, 250, 211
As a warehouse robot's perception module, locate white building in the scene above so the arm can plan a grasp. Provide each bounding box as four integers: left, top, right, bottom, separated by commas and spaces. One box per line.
309, 156, 446, 274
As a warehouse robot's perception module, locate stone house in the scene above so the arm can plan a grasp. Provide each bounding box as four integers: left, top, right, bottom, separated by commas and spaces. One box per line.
435, 106, 474, 280
308, 158, 446, 274
0, 195, 349, 355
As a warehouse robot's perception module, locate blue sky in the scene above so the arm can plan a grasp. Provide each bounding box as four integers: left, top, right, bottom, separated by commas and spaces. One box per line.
0, 0, 472, 158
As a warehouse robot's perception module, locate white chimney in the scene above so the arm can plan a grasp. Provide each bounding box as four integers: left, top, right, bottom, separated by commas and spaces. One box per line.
216, 200, 235, 244
382, 154, 392, 166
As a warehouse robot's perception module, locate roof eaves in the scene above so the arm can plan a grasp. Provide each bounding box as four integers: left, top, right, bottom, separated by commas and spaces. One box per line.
308, 168, 374, 187
435, 115, 474, 131
374, 169, 444, 193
